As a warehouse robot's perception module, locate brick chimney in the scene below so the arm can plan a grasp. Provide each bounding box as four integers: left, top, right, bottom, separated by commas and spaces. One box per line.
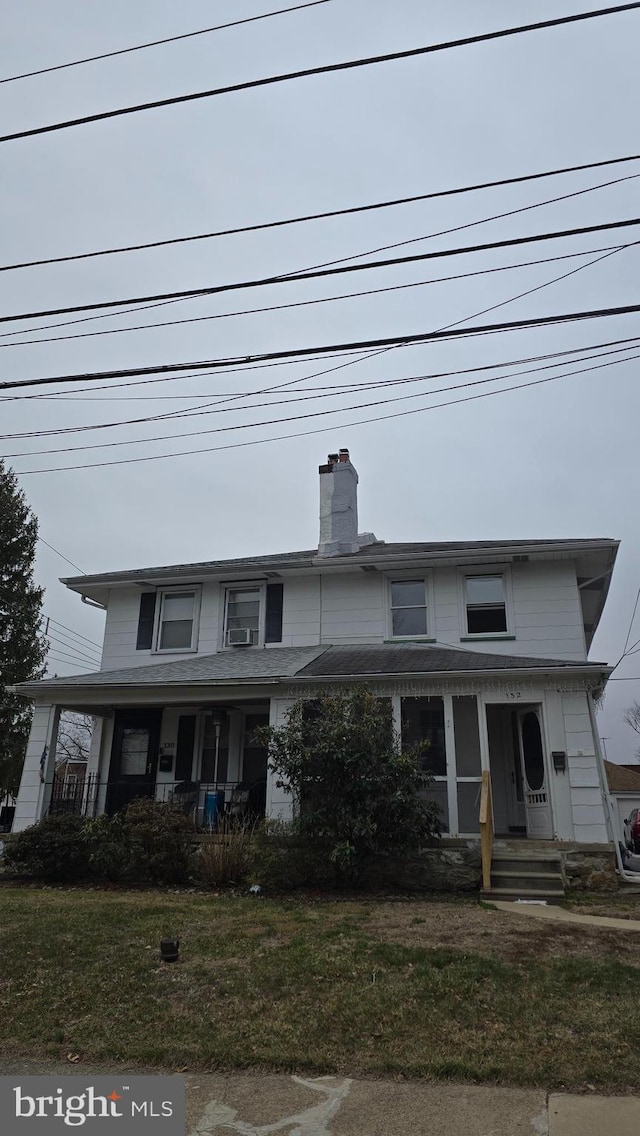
317, 449, 378, 557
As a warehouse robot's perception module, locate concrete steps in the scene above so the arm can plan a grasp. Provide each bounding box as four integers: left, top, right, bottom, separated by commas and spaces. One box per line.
481, 849, 566, 903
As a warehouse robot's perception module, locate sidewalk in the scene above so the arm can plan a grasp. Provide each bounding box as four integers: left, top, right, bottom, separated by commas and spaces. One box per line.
2, 1061, 639, 1134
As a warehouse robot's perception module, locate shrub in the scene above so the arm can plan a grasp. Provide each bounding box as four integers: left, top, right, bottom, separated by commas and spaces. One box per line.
85, 813, 131, 883
4, 813, 89, 882
247, 820, 330, 891
117, 798, 195, 885
257, 687, 441, 886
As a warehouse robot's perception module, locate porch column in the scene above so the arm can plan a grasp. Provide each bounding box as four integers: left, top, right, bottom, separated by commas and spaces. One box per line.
442, 694, 459, 837
12, 704, 61, 832
265, 698, 295, 822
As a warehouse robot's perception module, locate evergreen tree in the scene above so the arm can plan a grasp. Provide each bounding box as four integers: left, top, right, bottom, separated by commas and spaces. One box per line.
0, 461, 47, 798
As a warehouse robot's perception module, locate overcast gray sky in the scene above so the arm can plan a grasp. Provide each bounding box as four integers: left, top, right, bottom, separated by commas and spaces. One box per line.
1, 0, 639, 761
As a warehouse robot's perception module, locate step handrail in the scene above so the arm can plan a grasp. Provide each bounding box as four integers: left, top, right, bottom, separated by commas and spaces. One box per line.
479, 768, 494, 891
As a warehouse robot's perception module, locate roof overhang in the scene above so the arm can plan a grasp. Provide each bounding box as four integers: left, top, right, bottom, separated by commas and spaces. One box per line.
13, 662, 611, 709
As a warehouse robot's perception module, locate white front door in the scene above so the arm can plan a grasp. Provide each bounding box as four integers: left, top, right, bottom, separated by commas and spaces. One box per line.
516, 708, 553, 839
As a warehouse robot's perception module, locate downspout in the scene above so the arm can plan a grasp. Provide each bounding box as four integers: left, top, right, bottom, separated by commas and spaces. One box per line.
588, 692, 640, 882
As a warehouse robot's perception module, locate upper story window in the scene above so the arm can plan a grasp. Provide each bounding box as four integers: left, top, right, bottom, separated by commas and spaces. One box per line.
223, 582, 284, 647
157, 589, 200, 651
465, 574, 507, 635
390, 579, 428, 637
225, 587, 261, 646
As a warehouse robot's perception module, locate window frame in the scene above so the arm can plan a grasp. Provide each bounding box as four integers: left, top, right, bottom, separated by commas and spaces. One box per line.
458, 566, 513, 640
222, 581, 266, 648
386, 573, 434, 641
153, 585, 201, 654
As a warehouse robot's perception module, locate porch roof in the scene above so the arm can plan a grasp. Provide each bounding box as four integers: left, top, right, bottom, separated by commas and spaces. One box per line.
15, 642, 608, 699
295, 644, 609, 678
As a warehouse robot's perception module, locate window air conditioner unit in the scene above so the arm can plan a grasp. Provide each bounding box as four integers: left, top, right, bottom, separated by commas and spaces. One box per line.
227, 627, 253, 646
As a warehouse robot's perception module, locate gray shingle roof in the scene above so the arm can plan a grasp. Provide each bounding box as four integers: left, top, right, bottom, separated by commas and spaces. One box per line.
295, 644, 606, 677
18, 642, 605, 694
61, 538, 617, 588
31, 646, 326, 688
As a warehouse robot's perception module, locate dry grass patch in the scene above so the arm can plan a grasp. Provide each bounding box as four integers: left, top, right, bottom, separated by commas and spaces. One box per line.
364, 898, 640, 964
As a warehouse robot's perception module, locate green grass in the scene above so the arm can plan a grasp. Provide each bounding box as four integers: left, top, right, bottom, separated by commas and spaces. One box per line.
0, 888, 637, 1089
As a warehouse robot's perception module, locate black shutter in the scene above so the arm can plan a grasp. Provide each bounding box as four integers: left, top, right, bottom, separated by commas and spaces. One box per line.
175, 715, 196, 782
265, 582, 283, 643
136, 592, 157, 650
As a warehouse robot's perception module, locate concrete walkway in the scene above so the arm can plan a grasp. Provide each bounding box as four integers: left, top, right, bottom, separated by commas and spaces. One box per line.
491, 899, 640, 931
1, 1062, 639, 1134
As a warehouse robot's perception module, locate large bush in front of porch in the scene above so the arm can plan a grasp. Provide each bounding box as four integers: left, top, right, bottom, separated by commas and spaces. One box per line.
5, 800, 196, 885
259, 687, 441, 884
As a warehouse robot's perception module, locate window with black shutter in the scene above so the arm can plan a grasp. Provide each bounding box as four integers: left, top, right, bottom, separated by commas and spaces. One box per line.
264, 582, 283, 643
136, 592, 157, 650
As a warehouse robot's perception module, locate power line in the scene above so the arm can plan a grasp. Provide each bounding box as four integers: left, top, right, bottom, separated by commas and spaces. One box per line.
44, 617, 103, 650
9, 345, 640, 460
2, 214, 639, 329
5, 244, 632, 351
45, 633, 101, 665
7, 243, 635, 352
37, 536, 85, 573
3, 153, 640, 274
10, 334, 640, 402
5, 299, 640, 394
46, 650, 96, 671
5, 242, 629, 442
14, 340, 640, 476
2, 5, 638, 144
0, 1, 334, 85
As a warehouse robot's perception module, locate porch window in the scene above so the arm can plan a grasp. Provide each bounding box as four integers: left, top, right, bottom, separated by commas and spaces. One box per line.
225, 587, 261, 646
401, 696, 448, 832
453, 695, 482, 835
390, 580, 428, 637
465, 574, 507, 635
157, 589, 199, 651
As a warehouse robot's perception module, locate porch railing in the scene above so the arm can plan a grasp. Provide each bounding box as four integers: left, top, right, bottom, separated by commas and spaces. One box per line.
479, 769, 494, 891
44, 777, 266, 828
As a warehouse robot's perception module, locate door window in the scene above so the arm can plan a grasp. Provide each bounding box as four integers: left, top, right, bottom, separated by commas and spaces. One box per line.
120, 728, 151, 776
521, 712, 544, 791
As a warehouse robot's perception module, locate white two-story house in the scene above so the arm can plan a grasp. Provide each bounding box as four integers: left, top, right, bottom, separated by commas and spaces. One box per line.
13, 449, 620, 892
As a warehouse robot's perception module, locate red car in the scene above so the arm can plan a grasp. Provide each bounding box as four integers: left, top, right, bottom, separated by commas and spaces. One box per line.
624, 808, 640, 853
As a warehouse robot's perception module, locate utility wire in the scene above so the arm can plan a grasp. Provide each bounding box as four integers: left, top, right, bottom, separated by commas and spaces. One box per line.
9, 345, 640, 460
14, 342, 640, 477
3, 153, 640, 274
2, 215, 639, 329
6, 244, 634, 351
2, 5, 639, 144
45, 633, 101, 665
0, 1, 334, 85
4, 300, 640, 394
37, 535, 86, 573
9, 335, 640, 402
43, 616, 103, 649
6, 241, 628, 442
46, 650, 96, 670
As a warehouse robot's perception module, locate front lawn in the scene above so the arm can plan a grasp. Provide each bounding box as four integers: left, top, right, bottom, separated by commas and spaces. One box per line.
0, 888, 637, 1090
